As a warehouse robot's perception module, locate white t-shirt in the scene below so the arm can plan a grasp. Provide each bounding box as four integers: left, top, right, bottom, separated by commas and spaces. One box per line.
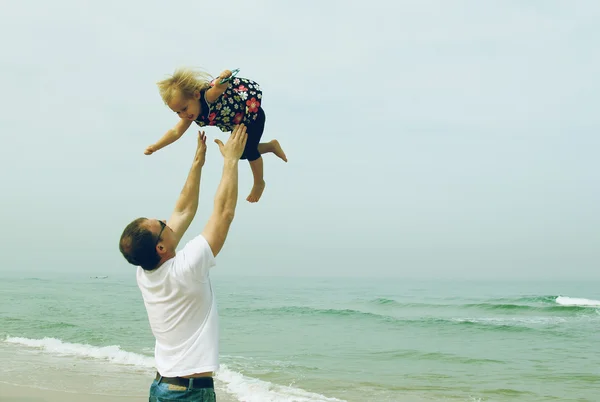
136, 234, 218, 377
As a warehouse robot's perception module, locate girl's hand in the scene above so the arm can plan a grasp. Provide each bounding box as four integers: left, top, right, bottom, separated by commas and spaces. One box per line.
144, 145, 157, 155
207, 70, 234, 101
216, 70, 232, 85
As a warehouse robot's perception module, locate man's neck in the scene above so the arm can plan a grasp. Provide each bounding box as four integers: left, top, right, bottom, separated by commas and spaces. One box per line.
153, 251, 176, 270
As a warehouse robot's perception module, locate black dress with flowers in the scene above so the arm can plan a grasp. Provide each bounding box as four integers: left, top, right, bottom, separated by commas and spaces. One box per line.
195, 77, 265, 161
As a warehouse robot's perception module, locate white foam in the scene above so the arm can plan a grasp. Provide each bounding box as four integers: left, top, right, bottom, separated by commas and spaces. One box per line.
217, 365, 346, 402
555, 296, 600, 307
4, 336, 155, 368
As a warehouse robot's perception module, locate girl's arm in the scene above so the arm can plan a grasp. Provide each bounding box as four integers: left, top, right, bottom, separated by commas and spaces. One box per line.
205, 70, 233, 104
145, 118, 193, 155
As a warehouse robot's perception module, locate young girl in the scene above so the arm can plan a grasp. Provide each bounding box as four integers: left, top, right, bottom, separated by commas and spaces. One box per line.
145, 68, 287, 203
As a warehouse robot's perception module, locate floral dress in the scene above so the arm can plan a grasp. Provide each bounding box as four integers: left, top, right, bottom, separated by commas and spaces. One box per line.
195, 77, 263, 132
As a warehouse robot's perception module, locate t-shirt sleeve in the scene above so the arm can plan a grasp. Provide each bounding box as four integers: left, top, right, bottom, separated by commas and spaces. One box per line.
175, 234, 216, 282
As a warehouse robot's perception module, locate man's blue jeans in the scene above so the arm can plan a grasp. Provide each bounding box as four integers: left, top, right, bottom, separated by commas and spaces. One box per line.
149, 377, 217, 402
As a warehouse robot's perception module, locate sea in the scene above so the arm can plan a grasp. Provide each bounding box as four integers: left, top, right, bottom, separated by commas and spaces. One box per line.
1, 272, 599, 402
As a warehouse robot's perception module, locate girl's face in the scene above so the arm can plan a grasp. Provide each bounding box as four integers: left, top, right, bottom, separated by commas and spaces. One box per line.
168, 90, 201, 121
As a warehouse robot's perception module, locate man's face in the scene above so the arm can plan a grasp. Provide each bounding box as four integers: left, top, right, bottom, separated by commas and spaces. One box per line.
151, 219, 175, 253
168, 90, 201, 121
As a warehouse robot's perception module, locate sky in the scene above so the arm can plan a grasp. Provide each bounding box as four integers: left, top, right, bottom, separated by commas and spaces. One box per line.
0, 0, 598, 280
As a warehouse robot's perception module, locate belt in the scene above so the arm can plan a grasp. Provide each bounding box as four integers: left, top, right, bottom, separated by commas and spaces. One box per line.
155, 372, 214, 389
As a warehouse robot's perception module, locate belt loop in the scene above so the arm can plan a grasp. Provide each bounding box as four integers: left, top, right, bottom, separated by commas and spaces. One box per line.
157, 375, 163, 385
188, 377, 194, 391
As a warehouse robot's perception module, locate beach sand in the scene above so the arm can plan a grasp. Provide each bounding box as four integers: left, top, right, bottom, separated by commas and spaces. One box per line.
0, 345, 240, 402
0, 381, 239, 402
0, 382, 146, 401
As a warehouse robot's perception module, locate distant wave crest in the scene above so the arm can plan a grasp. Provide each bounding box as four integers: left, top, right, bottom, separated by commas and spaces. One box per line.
555, 296, 600, 307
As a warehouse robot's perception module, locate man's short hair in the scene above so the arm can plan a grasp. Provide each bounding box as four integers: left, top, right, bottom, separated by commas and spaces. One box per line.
119, 218, 160, 271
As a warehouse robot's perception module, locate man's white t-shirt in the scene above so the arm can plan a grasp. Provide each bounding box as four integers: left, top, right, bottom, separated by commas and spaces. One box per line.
136, 234, 218, 377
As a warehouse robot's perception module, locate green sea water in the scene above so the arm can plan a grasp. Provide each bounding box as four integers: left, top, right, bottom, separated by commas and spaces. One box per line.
1, 272, 599, 401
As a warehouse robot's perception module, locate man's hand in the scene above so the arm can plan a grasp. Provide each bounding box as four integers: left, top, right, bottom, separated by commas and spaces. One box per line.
144, 145, 157, 155
195, 131, 207, 166
214, 124, 248, 160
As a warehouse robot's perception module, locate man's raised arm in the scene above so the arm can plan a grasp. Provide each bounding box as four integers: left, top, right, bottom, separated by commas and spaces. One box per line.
167, 131, 207, 247
202, 124, 248, 257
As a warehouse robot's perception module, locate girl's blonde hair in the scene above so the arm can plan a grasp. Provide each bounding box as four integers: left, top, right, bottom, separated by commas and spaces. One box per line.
157, 67, 213, 105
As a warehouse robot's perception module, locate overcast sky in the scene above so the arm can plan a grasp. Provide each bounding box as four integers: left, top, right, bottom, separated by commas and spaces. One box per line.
0, 0, 598, 279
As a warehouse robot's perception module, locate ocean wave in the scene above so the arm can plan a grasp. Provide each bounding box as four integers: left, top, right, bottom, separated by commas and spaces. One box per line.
464, 303, 535, 311
226, 305, 398, 322
227, 295, 600, 325
479, 296, 600, 312
3, 336, 155, 367
367, 298, 449, 309
462, 302, 592, 313
224, 301, 598, 333
369, 349, 504, 365
2, 336, 345, 402
222, 355, 320, 374
513, 296, 558, 303
218, 365, 346, 402
448, 316, 568, 329
365, 295, 600, 314
495, 295, 600, 308
555, 296, 600, 307
370, 297, 402, 306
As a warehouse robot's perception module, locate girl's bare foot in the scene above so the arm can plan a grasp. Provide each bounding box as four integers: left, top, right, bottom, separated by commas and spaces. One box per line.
247, 180, 266, 203
270, 140, 287, 162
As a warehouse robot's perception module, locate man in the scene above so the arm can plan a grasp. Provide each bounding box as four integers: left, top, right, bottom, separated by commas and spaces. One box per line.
119, 124, 248, 401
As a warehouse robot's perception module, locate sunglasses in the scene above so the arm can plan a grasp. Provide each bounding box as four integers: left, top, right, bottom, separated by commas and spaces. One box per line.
155, 220, 166, 247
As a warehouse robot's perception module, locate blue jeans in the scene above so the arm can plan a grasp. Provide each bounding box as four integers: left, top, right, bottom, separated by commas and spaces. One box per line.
149, 379, 217, 402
